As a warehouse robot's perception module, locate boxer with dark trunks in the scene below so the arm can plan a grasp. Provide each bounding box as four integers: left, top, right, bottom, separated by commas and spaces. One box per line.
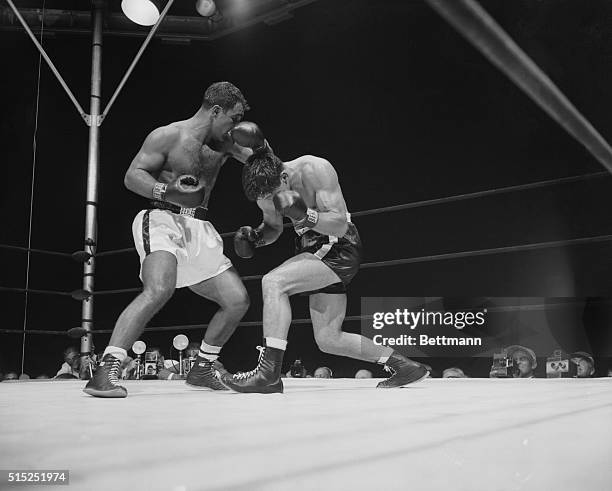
222, 152, 428, 393
84, 81, 269, 398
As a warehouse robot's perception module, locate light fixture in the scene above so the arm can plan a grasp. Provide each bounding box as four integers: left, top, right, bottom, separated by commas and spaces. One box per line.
132, 340, 147, 355
195, 0, 217, 17
121, 0, 161, 26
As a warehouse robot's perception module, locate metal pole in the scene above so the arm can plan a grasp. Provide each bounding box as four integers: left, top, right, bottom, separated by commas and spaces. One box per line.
101, 0, 175, 123
5, 0, 88, 122
80, 0, 104, 364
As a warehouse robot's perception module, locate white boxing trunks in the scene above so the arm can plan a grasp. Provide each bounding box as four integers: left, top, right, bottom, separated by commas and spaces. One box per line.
132, 209, 232, 288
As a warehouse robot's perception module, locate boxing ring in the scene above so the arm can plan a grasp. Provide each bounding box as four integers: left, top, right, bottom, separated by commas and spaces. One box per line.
1, 377, 611, 490
2, 0, 612, 490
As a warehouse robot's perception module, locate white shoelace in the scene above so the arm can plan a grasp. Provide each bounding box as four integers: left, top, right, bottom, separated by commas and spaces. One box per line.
107, 359, 121, 386
233, 346, 265, 381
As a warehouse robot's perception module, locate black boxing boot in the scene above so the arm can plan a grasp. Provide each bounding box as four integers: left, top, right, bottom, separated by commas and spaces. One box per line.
221, 344, 284, 394
83, 354, 127, 398
185, 356, 228, 390
376, 352, 429, 388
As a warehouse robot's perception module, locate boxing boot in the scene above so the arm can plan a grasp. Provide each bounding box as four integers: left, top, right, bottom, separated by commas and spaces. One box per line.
377, 352, 429, 388
221, 344, 284, 394
83, 354, 128, 398
185, 356, 228, 390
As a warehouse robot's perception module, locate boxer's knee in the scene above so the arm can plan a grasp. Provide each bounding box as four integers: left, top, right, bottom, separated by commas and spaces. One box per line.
314, 330, 343, 354
142, 282, 174, 306
262, 272, 289, 298
221, 288, 250, 316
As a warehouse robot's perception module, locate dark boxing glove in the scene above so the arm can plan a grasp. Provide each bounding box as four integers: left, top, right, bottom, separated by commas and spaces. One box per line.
153, 174, 206, 208
229, 122, 267, 154
234, 226, 264, 259
272, 190, 318, 228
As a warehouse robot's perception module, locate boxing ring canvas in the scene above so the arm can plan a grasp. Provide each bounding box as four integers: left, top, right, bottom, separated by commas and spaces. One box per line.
1, 377, 611, 490
2, 0, 612, 490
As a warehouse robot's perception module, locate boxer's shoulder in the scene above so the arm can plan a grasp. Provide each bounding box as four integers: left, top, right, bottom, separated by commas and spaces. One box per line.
294, 156, 336, 185
145, 124, 182, 149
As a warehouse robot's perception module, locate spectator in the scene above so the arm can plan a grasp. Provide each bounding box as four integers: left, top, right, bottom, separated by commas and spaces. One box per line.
507, 345, 537, 378
571, 352, 595, 378
314, 367, 333, 379
285, 359, 308, 378
442, 367, 468, 378
55, 346, 80, 379
355, 369, 373, 379
35, 374, 50, 380
120, 356, 136, 380
3, 372, 18, 381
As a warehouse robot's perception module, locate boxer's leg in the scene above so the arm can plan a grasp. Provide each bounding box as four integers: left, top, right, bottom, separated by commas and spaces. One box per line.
83, 252, 176, 398
109, 251, 177, 350
185, 267, 249, 390
221, 254, 342, 393
309, 293, 427, 387
309, 293, 392, 362
188, 267, 249, 346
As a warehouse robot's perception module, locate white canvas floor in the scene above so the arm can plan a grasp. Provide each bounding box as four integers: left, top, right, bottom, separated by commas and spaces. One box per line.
1, 377, 611, 491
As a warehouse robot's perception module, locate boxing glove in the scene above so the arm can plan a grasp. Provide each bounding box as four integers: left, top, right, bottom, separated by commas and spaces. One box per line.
272, 190, 318, 228
229, 122, 267, 154
154, 174, 206, 208
234, 226, 264, 259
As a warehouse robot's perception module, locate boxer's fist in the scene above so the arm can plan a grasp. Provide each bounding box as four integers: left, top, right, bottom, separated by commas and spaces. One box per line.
164, 174, 206, 208
234, 226, 263, 259
229, 122, 266, 154
273, 190, 319, 228
272, 190, 308, 221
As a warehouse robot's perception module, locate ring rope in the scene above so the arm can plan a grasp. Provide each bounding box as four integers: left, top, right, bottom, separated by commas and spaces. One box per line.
0, 171, 607, 258
426, 0, 612, 172
3, 299, 607, 336
2, 233, 611, 297
95, 171, 608, 256
0, 244, 73, 257
20, 0, 47, 375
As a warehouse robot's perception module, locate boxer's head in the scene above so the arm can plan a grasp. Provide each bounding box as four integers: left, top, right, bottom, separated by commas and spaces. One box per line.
242, 152, 286, 201
203, 81, 249, 140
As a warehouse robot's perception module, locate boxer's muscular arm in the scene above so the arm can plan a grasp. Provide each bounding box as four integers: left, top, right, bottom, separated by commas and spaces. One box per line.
255, 198, 284, 245
124, 126, 179, 198
303, 158, 349, 237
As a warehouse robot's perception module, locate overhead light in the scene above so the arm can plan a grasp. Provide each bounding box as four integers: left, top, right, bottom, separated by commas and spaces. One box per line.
121, 0, 161, 26
195, 0, 217, 17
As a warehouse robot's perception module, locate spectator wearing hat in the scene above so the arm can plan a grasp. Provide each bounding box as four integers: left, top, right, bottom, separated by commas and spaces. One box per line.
506, 345, 537, 378
571, 352, 595, 378
442, 367, 468, 378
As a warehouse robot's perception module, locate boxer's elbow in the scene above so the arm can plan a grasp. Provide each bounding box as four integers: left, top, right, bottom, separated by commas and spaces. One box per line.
124, 170, 139, 193
336, 221, 349, 237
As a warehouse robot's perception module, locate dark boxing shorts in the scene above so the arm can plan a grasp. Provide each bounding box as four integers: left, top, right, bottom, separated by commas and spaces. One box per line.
295, 222, 363, 295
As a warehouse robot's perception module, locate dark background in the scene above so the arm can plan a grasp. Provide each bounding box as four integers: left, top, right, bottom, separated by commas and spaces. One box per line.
1, 0, 612, 378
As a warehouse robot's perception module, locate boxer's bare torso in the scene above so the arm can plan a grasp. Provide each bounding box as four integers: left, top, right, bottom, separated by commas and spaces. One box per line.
125, 103, 249, 208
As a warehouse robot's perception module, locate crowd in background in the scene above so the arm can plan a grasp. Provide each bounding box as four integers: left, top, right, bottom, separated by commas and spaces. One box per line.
2, 342, 611, 382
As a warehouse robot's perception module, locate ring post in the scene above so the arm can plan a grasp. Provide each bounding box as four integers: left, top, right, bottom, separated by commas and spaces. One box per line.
80, 0, 105, 363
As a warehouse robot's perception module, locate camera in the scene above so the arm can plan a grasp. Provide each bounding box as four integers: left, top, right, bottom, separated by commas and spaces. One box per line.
546, 350, 576, 378
290, 359, 305, 378
182, 356, 196, 376
489, 350, 514, 378
143, 351, 160, 379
